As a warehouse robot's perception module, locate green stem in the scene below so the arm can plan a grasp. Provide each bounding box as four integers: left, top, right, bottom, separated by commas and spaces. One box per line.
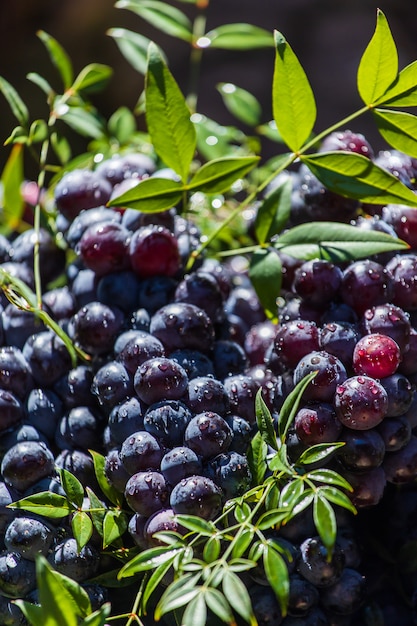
186, 0, 210, 113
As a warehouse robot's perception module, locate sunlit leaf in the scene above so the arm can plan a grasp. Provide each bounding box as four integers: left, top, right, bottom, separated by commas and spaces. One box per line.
174, 515, 215, 536
231, 527, 255, 559
307, 468, 353, 491
27, 72, 54, 97
373, 108, 417, 158
71, 64, 113, 94
255, 176, 292, 244
0, 143, 25, 232
59, 468, 84, 508
256, 509, 288, 531
202, 23, 273, 50
247, 431, 268, 485
145, 42, 196, 182
279, 479, 305, 509
377, 59, 417, 107
103, 509, 128, 548
188, 156, 259, 194
108, 176, 183, 213
255, 387, 278, 449
90, 450, 123, 507
118, 546, 184, 577
57, 107, 106, 139
277, 372, 317, 441
217, 83, 262, 126
108, 106, 137, 144
357, 9, 398, 105
37, 30, 74, 89
319, 485, 357, 515
28, 119, 48, 144
301, 150, 417, 206
116, 0, 193, 42
249, 248, 282, 322
272, 30, 316, 152
9, 492, 72, 518
222, 570, 256, 625
274, 219, 409, 262
296, 442, 345, 466
0, 76, 29, 126
313, 492, 337, 554
72, 510, 93, 551
107, 28, 155, 75
264, 544, 290, 615
192, 114, 248, 161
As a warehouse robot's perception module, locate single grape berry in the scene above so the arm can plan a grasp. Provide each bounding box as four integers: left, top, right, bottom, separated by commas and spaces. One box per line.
339, 260, 393, 316
124, 470, 170, 516
54, 168, 113, 221
169, 474, 222, 520
133, 356, 188, 405
77, 221, 131, 276
297, 536, 345, 587
292, 258, 343, 307
274, 320, 321, 370
293, 350, 347, 402
184, 412, 233, 459
129, 225, 181, 278
360, 303, 411, 353
334, 375, 388, 430
352, 333, 401, 379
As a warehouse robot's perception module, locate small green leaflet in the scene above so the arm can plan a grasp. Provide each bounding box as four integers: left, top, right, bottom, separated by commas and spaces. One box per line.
264, 544, 289, 615
118, 546, 184, 577
272, 30, 316, 153
357, 9, 398, 106
9, 492, 73, 518
255, 176, 292, 245
116, 0, 193, 42
296, 442, 345, 466
59, 468, 84, 508
103, 509, 128, 548
274, 220, 409, 263
277, 372, 317, 441
217, 83, 262, 127
313, 492, 337, 555
108, 176, 183, 213
188, 156, 260, 194
71, 63, 113, 94
249, 249, 282, 322
255, 387, 278, 450
108, 106, 137, 145
107, 28, 154, 75
301, 151, 417, 206
37, 30, 74, 90
0, 76, 29, 126
72, 510, 94, 551
145, 42, 196, 182
0, 143, 25, 234
222, 570, 256, 625
57, 107, 106, 139
377, 59, 417, 107
373, 108, 417, 158
247, 431, 268, 485
202, 23, 274, 50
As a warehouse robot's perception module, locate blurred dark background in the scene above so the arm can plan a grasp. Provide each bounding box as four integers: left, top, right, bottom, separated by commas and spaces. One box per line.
1, 0, 417, 177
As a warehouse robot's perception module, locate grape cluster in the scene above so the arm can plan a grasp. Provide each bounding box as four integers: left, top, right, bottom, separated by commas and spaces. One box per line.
1, 134, 417, 624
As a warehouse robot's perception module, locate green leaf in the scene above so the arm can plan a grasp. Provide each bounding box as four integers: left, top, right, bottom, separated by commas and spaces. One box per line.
249, 248, 282, 322
13, 600, 44, 626
9, 492, 72, 518
26, 72, 54, 96
107, 28, 154, 75
319, 486, 357, 515
287, 489, 314, 517
377, 60, 417, 107
217, 83, 262, 127
142, 558, 176, 612
4, 126, 28, 146
181, 591, 207, 626
103, 509, 128, 548
145, 42, 196, 182
313, 492, 337, 554
231, 527, 255, 559
108, 106, 137, 144
50, 132, 72, 165
156, 586, 200, 617
28, 119, 48, 145
247, 431, 268, 485
59, 468, 84, 508
192, 114, 248, 161
71, 64, 113, 94
256, 509, 288, 531
0, 76, 29, 126
116, 0, 193, 42
278, 372, 317, 441
279, 479, 305, 509
81, 604, 111, 626
108, 176, 183, 213
301, 151, 417, 206
222, 570, 256, 625
188, 156, 259, 194
274, 220, 409, 263
85, 487, 106, 537
307, 468, 353, 491
264, 545, 289, 615
268, 444, 292, 474
272, 30, 316, 152
90, 450, 123, 507
357, 9, 398, 105
58, 107, 105, 139
174, 515, 215, 536
118, 546, 184, 577
296, 442, 345, 466
202, 23, 273, 50
373, 108, 417, 158
203, 536, 221, 563
36, 556, 85, 626
37, 30, 74, 89
0, 144, 25, 232
72, 511, 93, 551
255, 387, 278, 449
255, 177, 292, 245
205, 589, 234, 624
234, 502, 252, 525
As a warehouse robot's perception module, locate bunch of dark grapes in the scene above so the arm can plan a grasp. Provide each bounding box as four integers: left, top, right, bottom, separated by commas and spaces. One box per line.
1, 132, 417, 624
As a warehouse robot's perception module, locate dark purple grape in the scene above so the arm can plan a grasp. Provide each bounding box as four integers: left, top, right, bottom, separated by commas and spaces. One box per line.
206, 451, 251, 499
340, 466, 386, 508
2, 304, 44, 350
91, 360, 134, 411
184, 376, 229, 416
378, 373, 414, 417
22, 330, 72, 387
0, 390, 24, 434
169, 474, 222, 520
0, 551, 36, 598
9, 227, 66, 286
127, 513, 148, 549
169, 348, 214, 379
184, 412, 233, 459
77, 221, 130, 276
55, 449, 98, 492
104, 448, 130, 493
96, 270, 143, 313
274, 320, 321, 371
160, 447, 203, 487
225, 285, 266, 328
287, 573, 320, 617
319, 129, 374, 158
223, 374, 259, 424
225, 414, 252, 454
124, 470, 170, 516
174, 270, 225, 324
95, 152, 155, 186
337, 427, 385, 471
150, 302, 215, 353
133, 356, 188, 405
4, 516, 54, 560
243, 321, 276, 367
0, 346, 33, 399
212, 339, 248, 380
334, 375, 388, 430
48, 537, 100, 582
119, 431, 163, 475
129, 308, 151, 332
137, 276, 178, 315
339, 260, 393, 316
129, 225, 181, 278
0, 425, 48, 461
108, 396, 145, 445
42, 286, 77, 322
292, 259, 343, 307
360, 303, 411, 353
376, 415, 411, 452
55, 406, 101, 451
143, 508, 184, 547
54, 365, 96, 411
382, 435, 417, 484
117, 331, 165, 375
1, 441, 55, 492
65, 206, 121, 248
382, 204, 417, 249
319, 322, 361, 370
386, 253, 417, 311
293, 351, 347, 403
69, 268, 98, 308
143, 400, 193, 447
297, 536, 345, 587
294, 402, 342, 446
71, 301, 125, 356
121, 206, 176, 232
278, 296, 326, 326
320, 567, 366, 615
249, 584, 283, 626
54, 168, 112, 220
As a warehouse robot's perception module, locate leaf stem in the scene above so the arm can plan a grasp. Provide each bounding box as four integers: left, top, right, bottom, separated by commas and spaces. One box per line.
186, 0, 210, 113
